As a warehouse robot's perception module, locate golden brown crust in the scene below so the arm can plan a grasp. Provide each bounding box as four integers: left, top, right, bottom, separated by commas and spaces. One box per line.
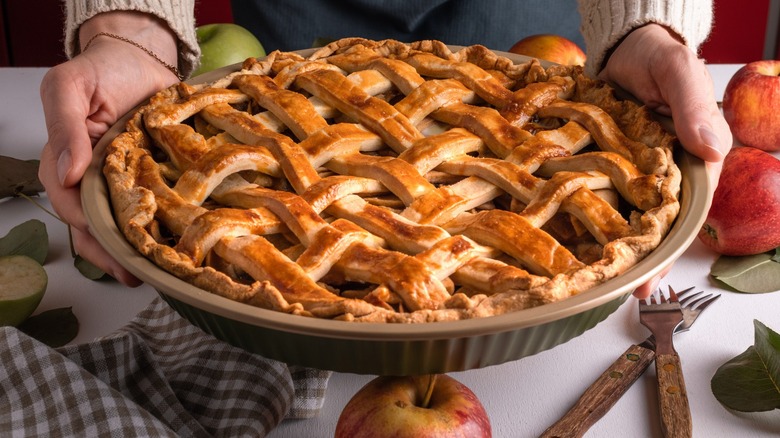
103, 38, 680, 323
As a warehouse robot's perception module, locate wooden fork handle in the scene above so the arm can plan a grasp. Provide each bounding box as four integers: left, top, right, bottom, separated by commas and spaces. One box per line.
540, 343, 655, 438
655, 352, 693, 438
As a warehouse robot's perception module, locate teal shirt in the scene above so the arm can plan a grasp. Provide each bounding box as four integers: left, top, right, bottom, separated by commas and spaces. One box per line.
231, 0, 584, 53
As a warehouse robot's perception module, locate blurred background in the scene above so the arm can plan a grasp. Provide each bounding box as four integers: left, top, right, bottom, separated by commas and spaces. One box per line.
0, 0, 777, 67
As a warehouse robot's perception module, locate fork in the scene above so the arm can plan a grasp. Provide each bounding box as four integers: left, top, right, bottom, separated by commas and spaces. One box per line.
541, 287, 719, 438
639, 286, 691, 438
646, 288, 720, 348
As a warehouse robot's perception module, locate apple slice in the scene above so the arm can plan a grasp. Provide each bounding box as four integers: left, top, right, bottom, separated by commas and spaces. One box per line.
0, 255, 48, 327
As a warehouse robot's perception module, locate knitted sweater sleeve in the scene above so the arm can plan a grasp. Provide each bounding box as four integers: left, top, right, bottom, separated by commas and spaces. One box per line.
577, 0, 713, 76
64, 0, 200, 78
63, 1, 713, 80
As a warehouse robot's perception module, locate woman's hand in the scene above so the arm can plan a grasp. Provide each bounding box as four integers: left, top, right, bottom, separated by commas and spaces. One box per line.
38, 11, 180, 285
600, 23, 732, 181
601, 24, 733, 298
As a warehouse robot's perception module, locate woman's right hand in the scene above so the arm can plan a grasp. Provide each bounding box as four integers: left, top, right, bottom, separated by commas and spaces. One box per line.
38, 11, 181, 285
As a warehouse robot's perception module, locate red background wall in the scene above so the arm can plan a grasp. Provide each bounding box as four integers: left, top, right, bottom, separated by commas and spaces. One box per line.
0, 0, 776, 67
0, 0, 235, 66
699, 0, 777, 62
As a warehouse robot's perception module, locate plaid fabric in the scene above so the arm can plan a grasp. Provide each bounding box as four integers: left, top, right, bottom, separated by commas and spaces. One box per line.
0, 297, 331, 437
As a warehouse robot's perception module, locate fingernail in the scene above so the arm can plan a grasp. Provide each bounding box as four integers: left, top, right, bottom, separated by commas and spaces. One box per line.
699, 126, 726, 160
57, 149, 72, 185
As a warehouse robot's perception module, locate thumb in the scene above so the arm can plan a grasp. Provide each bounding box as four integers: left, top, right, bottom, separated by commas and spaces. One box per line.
665, 72, 732, 164
40, 68, 95, 188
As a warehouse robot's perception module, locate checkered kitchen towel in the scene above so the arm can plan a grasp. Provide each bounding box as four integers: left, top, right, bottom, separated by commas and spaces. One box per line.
0, 297, 331, 437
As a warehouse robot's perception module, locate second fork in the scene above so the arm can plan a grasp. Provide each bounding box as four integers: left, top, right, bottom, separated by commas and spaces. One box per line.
640, 287, 692, 438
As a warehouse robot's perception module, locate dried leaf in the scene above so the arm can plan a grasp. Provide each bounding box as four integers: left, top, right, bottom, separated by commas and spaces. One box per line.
74, 255, 108, 281
711, 250, 780, 293
0, 156, 44, 199
711, 320, 780, 412
17, 307, 80, 348
0, 219, 48, 264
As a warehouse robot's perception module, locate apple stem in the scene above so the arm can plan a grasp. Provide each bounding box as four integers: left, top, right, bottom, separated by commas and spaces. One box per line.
421, 374, 437, 408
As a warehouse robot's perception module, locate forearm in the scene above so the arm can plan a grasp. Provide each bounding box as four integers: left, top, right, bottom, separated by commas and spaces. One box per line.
577, 0, 713, 76
64, 0, 199, 78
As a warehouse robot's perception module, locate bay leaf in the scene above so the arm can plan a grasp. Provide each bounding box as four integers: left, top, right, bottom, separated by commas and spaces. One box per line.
0, 156, 44, 199
711, 320, 780, 412
0, 219, 48, 264
74, 255, 108, 281
710, 252, 780, 293
17, 307, 80, 348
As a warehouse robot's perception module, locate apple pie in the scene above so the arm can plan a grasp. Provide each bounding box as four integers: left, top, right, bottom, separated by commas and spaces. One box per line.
103, 38, 680, 323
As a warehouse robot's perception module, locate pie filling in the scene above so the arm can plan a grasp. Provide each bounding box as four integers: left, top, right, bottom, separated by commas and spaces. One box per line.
104, 38, 681, 323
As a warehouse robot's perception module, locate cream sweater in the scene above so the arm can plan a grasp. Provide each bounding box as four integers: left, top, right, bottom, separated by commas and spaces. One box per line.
578, 0, 713, 75
64, 0, 199, 77
64, 0, 713, 78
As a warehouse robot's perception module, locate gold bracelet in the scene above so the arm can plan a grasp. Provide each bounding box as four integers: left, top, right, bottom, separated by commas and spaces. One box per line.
82, 31, 183, 81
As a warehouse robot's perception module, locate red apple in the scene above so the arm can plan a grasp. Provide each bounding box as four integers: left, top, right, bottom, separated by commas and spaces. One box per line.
722, 60, 780, 152
335, 374, 491, 438
508, 34, 586, 66
698, 146, 780, 255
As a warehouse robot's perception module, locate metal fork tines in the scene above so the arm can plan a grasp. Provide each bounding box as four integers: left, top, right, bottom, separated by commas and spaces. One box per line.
640, 286, 692, 438
676, 288, 721, 335
640, 287, 684, 355
645, 287, 720, 344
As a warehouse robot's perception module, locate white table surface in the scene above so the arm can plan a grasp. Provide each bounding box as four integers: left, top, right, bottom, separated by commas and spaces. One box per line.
2, 65, 779, 438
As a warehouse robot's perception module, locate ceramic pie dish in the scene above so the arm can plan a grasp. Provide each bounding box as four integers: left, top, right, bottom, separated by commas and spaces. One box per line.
81, 46, 711, 375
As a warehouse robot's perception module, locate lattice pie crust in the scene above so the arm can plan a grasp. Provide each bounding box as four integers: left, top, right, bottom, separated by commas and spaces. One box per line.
104, 38, 680, 323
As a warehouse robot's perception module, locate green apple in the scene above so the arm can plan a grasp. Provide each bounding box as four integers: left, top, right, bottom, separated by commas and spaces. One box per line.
0, 255, 47, 327
193, 23, 266, 77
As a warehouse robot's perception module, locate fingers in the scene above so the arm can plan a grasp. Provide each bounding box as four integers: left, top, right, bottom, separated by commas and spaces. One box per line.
38, 144, 90, 232
632, 264, 674, 299
632, 277, 659, 300
41, 145, 140, 287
